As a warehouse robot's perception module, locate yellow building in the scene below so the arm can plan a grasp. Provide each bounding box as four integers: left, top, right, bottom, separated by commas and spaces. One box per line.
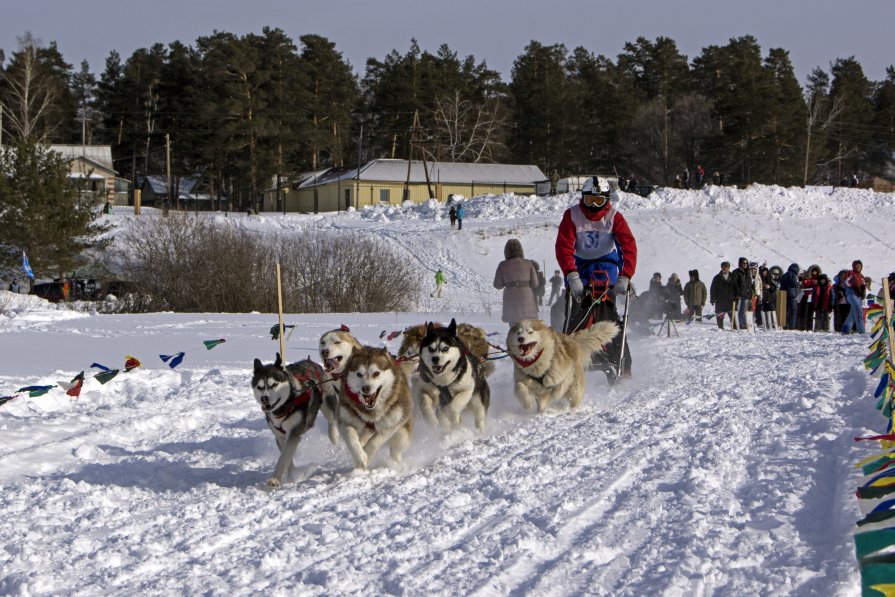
262, 159, 546, 213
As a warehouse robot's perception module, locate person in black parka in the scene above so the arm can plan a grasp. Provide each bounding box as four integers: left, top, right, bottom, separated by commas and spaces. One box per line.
710, 262, 736, 330
778, 263, 802, 330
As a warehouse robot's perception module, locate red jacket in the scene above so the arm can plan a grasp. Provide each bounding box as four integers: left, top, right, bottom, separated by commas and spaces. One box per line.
812, 283, 833, 312
555, 200, 637, 279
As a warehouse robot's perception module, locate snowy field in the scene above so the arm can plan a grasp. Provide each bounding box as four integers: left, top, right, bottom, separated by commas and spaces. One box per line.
0, 184, 892, 595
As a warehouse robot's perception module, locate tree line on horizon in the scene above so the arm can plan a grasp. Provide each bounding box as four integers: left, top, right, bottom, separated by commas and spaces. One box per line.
1, 29, 893, 210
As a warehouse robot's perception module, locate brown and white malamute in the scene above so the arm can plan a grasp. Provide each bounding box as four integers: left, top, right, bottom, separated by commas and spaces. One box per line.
318, 326, 363, 444
507, 319, 618, 412
339, 346, 413, 470
251, 354, 325, 488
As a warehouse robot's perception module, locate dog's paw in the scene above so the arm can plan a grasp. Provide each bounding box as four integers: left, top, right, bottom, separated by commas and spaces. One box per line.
266, 477, 282, 489
328, 426, 341, 445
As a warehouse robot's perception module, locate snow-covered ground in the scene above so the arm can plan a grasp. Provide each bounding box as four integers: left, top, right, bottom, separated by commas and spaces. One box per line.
0, 184, 890, 595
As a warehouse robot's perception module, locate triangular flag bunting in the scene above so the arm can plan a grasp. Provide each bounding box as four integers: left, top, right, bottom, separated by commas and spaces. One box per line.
124, 355, 142, 372
160, 352, 186, 369
62, 371, 85, 398
387, 330, 402, 341
94, 369, 120, 384
91, 362, 113, 372
203, 339, 226, 350
17, 385, 54, 397
0, 395, 18, 407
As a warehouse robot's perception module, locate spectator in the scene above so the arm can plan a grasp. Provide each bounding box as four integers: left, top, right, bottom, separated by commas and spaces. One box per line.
550, 289, 567, 331
548, 269, 563, 306
797, 265, 821, 331
842, 260, 867, 334
850, 174, 859, 188
449, 204, 457, 229
712, 171, 721, 185
664, 273, 684, 318
812, 273, 833, 331
627, 174, 638, 193
456, 202, 465, 230
532, 261, 547, 307
649, 272, 664, 318
760, 266, 780, 327
103, 201, 113, 215
550, 169, 559, 195
430, 270, 445, 298
8, 278, 21, 293
684, 269, 707, 322
749, 262, 762, 326
617, 175, 627, 193
778, 263, 802, 330
493, 239, 539, 325
695, 164, 705, 187
832, 269, 850, 332
710, 262, 736, 330
730, 257, 753, 329
674, 174, 682, 189
682, 168, 690, 189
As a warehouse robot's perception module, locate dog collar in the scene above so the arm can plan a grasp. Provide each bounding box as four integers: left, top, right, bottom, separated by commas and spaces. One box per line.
512, 348, 544, 368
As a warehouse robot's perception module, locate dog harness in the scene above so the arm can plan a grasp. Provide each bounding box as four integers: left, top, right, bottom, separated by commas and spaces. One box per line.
267, 387, 314, 434
512, 349, 550, 386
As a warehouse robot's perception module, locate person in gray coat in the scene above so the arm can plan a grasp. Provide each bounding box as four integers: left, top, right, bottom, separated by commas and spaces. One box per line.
493, 238, 539, 324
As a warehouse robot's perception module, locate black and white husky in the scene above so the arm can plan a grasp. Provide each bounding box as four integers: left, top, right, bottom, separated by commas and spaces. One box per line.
416, 318, 490, 432
252, 354, 324, 489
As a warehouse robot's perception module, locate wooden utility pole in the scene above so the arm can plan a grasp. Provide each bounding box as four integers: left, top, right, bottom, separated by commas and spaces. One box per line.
402, 110, 435, 202
165, 133, 172, 217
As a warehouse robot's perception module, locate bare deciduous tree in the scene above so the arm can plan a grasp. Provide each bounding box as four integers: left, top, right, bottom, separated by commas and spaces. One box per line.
1, 33, 61, 142
803, 94, 844, 185
425, 91, 507, 163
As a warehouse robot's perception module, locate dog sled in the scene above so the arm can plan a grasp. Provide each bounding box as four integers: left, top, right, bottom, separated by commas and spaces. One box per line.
562, 269, 632, 384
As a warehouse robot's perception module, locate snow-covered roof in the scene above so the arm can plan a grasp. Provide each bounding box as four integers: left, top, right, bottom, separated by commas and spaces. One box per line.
48, 145, 114, 170
140, 175, 202, 195
300, 160, 546, 187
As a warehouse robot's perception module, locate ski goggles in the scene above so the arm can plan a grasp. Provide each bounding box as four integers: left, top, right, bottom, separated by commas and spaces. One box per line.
582, 193, 609, 208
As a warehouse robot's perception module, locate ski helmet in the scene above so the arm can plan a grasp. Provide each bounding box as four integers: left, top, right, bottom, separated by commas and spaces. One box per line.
581, 176, 610, 195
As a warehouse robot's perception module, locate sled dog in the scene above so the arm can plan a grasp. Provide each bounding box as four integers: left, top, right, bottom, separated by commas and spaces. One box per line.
507, 319, 619, 412
252, 354, 325, 488
416, 319, 490, 431
398, 321, 493, 379
318, 327, 363, 444
339, 346, 413, 470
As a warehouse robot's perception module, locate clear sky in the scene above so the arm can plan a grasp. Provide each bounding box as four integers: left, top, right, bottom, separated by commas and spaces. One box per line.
1, 0, 892, 85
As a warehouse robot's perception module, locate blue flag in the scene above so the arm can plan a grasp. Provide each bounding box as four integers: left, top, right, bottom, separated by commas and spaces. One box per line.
21, 251, 34, 279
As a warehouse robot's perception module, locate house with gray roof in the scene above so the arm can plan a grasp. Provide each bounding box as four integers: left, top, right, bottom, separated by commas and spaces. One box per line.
262, 159, 546, 213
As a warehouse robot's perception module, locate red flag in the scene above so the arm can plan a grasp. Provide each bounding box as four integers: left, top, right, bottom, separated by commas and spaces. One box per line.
340, 324, 351, 332
64, 372, 85, 398
124, 355, 142, 372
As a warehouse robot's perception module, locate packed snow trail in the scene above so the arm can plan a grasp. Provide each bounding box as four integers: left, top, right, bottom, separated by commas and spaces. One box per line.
0, 310, 870, 595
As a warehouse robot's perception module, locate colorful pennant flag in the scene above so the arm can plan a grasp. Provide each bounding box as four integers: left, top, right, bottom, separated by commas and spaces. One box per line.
269, 324, 295, 340
124, 355, 141, 372
203, 339, 226, 350
0, 395, 17, 407
159, 352, 186, 369
17, 385, 54, 397
94, 369, 120, 384
61, 371, 85, 398
21, 251, 34, 280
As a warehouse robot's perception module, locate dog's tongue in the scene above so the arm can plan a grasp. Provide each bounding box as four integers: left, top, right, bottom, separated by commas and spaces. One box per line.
520, 342, 535, 356
324, 357, 340, 372
362, 387, 380, 408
